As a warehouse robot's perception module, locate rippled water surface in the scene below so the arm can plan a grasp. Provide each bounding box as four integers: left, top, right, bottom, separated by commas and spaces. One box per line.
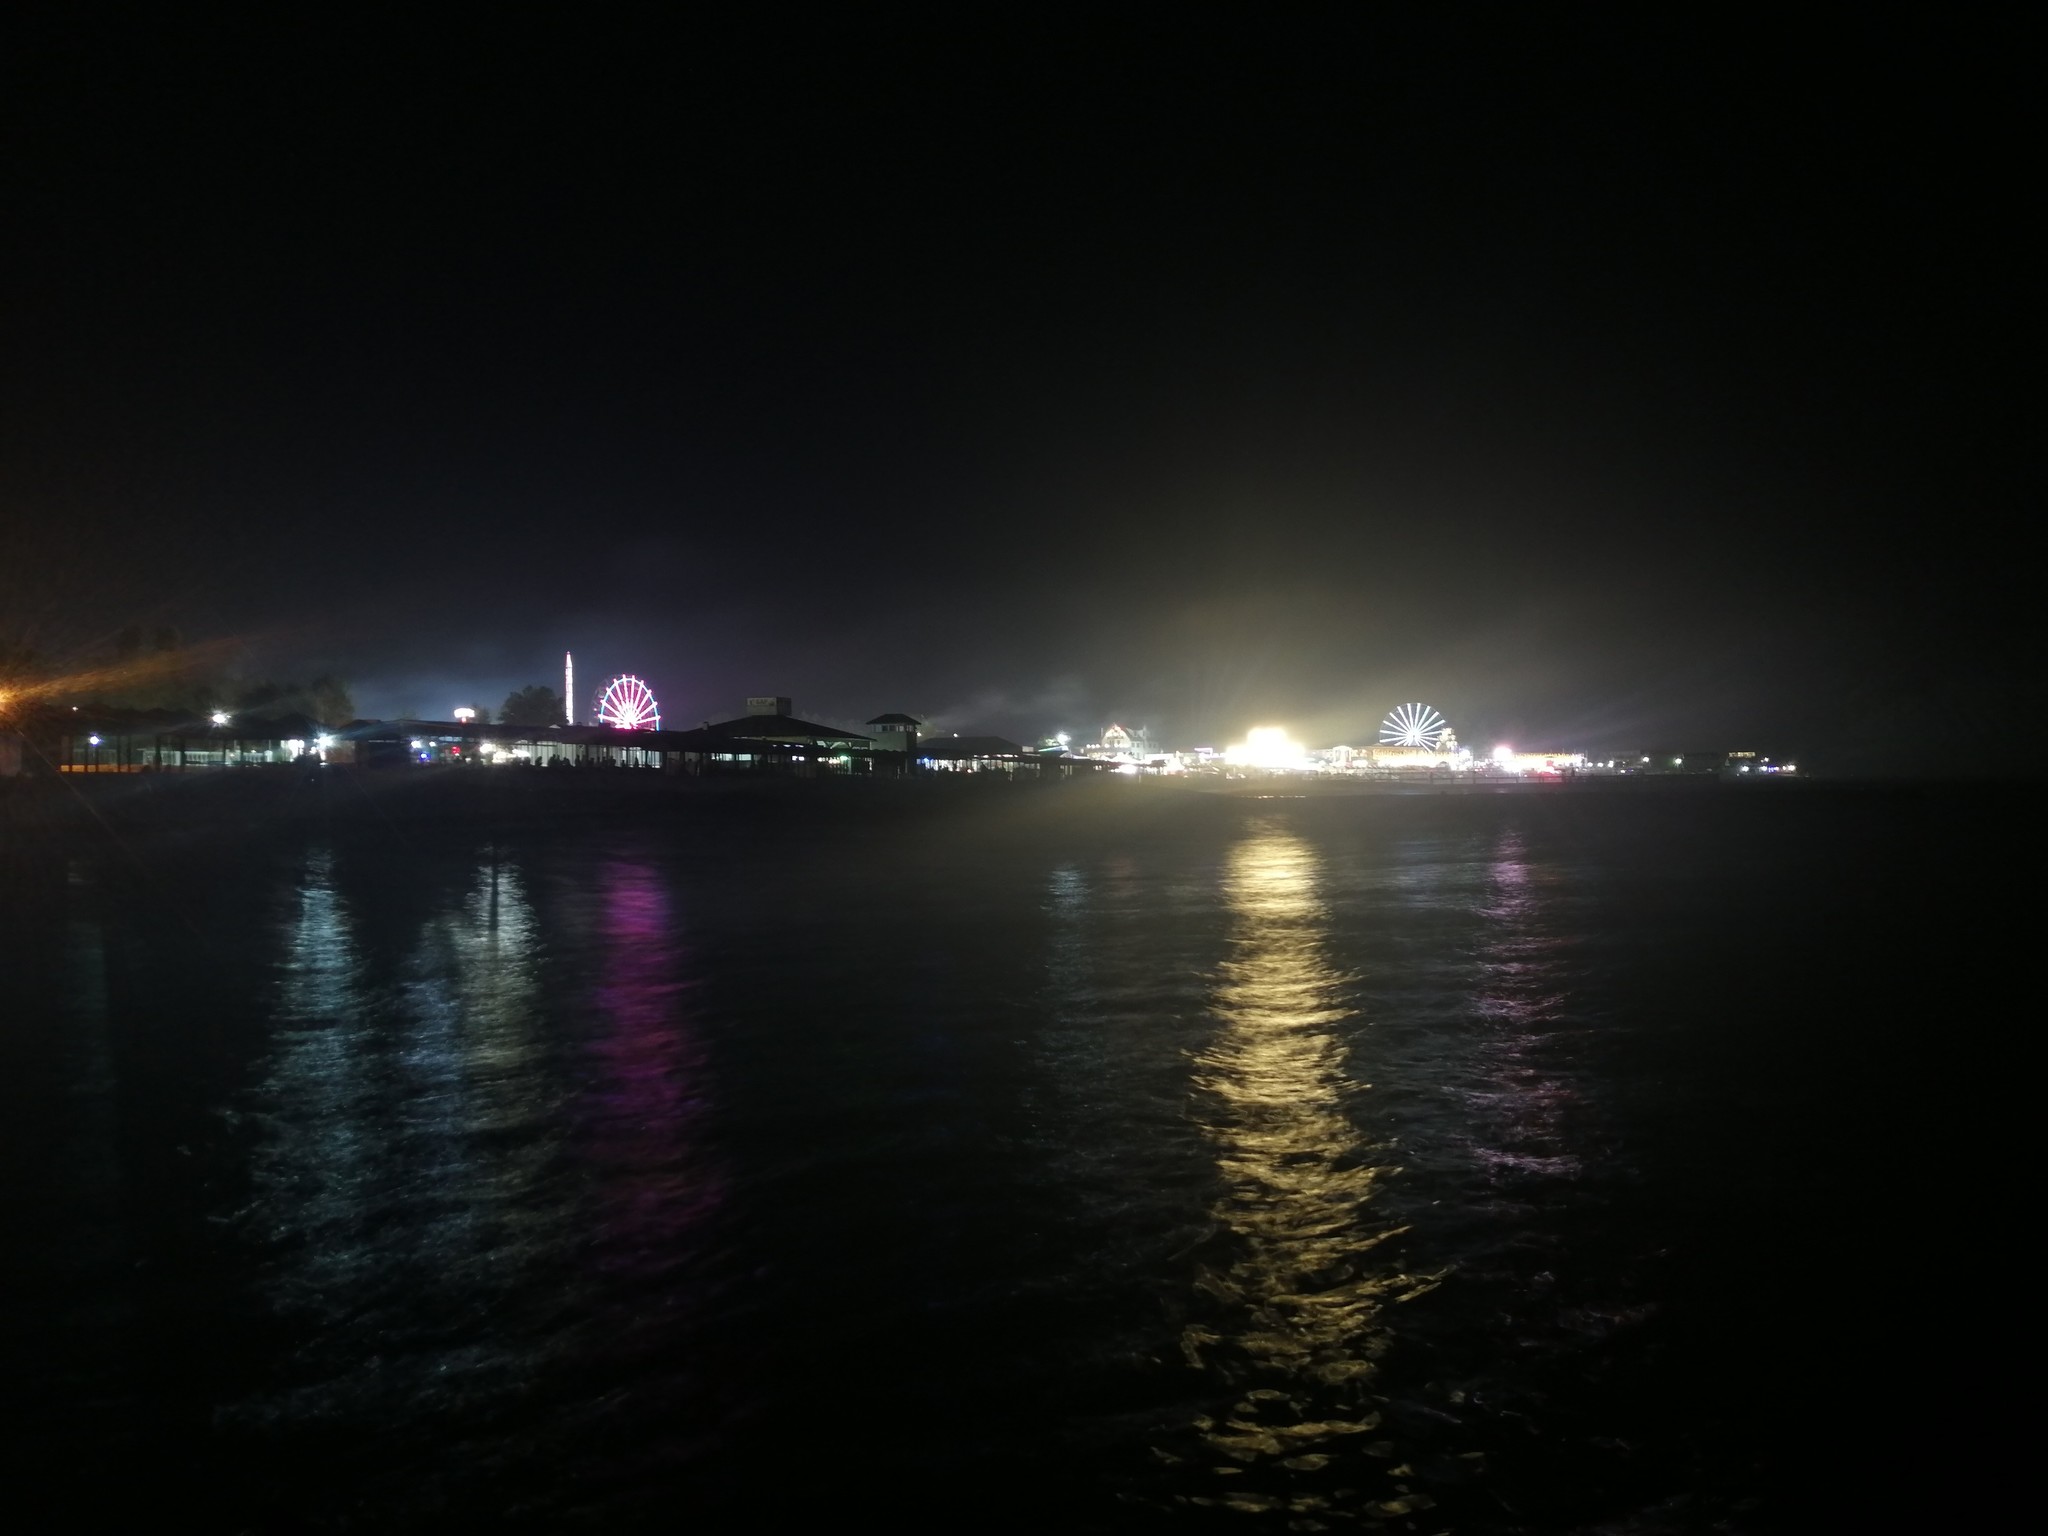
0, 785, 2020, 1530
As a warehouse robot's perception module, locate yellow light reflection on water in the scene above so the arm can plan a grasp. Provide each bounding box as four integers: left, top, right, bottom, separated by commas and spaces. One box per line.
1176, 821, 1440, 1521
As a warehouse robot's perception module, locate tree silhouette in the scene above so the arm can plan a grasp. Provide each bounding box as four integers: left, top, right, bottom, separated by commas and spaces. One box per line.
226, 675, 356, 725
500, 684, 564, 727
308, 676, 356, 725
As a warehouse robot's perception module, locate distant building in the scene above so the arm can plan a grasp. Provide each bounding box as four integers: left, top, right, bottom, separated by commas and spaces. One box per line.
1367, 744, 1453, 772
1721, 750, 1798, 777
918, 734, 1027, 772
918, 734, 1110, 779
38, 707, 334, 772
696, 703, 873, 754
1087, 723, 1155, 760
1490, 750, 1586, 776
339, 708, 881, 775
867, 712, 923, 755
1636, 751, 1721, 776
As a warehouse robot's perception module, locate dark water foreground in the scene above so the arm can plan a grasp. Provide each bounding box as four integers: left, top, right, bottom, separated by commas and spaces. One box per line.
0, 781, 2025, 1532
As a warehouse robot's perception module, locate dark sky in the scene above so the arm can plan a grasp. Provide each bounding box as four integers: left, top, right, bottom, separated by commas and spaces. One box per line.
2, 11, 2032, 767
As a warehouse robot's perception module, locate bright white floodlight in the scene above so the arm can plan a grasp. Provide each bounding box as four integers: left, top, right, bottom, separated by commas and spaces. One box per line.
1224, 725, 1306, 769
1380, 702, 1451, 749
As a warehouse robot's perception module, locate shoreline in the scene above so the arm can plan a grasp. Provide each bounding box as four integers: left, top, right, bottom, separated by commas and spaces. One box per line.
0, 763, 1898, 843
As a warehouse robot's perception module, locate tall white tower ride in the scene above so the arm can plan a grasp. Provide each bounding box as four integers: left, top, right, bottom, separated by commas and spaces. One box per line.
564, 651, 574, 724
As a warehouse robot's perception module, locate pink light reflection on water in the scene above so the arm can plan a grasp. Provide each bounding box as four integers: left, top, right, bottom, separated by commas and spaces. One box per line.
1463, 830, 1582, 1181
584, 858, 724, 1280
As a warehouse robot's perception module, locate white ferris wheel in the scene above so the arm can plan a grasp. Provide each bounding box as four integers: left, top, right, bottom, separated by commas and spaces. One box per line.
596, 674, 661, 731
1380, 702, 1450, 750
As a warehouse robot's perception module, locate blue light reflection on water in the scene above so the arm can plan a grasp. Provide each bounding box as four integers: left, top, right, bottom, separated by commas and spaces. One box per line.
211, 841, 738, 1517
245, 849, 568, 1427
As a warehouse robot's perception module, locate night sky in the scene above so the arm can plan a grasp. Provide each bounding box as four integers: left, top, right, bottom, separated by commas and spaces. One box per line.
2, 12, 2031, 768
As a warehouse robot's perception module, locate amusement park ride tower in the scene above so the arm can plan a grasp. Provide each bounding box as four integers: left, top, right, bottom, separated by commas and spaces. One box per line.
1368, 703, 1469, 771
563, 651, 661, 731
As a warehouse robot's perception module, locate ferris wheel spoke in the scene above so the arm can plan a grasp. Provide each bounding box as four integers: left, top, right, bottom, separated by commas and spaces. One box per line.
1379, 702, 1452, 753
596, 674, 661, 731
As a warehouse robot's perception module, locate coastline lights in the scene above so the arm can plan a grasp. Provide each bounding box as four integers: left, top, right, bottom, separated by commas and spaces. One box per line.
1225, 725, 1308, 771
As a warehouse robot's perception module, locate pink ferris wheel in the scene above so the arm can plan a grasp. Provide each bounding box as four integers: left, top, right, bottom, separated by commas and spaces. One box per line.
595, 674, 661, 730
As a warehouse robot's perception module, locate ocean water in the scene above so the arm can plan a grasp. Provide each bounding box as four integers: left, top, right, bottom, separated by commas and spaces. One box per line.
0, 783, 2022, 1531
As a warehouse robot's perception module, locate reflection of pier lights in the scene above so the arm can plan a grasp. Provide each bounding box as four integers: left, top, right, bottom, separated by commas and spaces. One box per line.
1179, 823, 1438, 1499
1199, 827, 1382, 1352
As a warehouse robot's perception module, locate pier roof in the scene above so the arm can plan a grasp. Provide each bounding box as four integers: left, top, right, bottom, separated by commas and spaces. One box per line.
917, 735, 1029, 758
694, 713, 874, 748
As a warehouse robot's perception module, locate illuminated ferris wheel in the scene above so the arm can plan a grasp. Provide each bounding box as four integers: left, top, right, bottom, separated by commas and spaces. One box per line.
596, 675, 660, 730
1380, 702, 1450, 749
